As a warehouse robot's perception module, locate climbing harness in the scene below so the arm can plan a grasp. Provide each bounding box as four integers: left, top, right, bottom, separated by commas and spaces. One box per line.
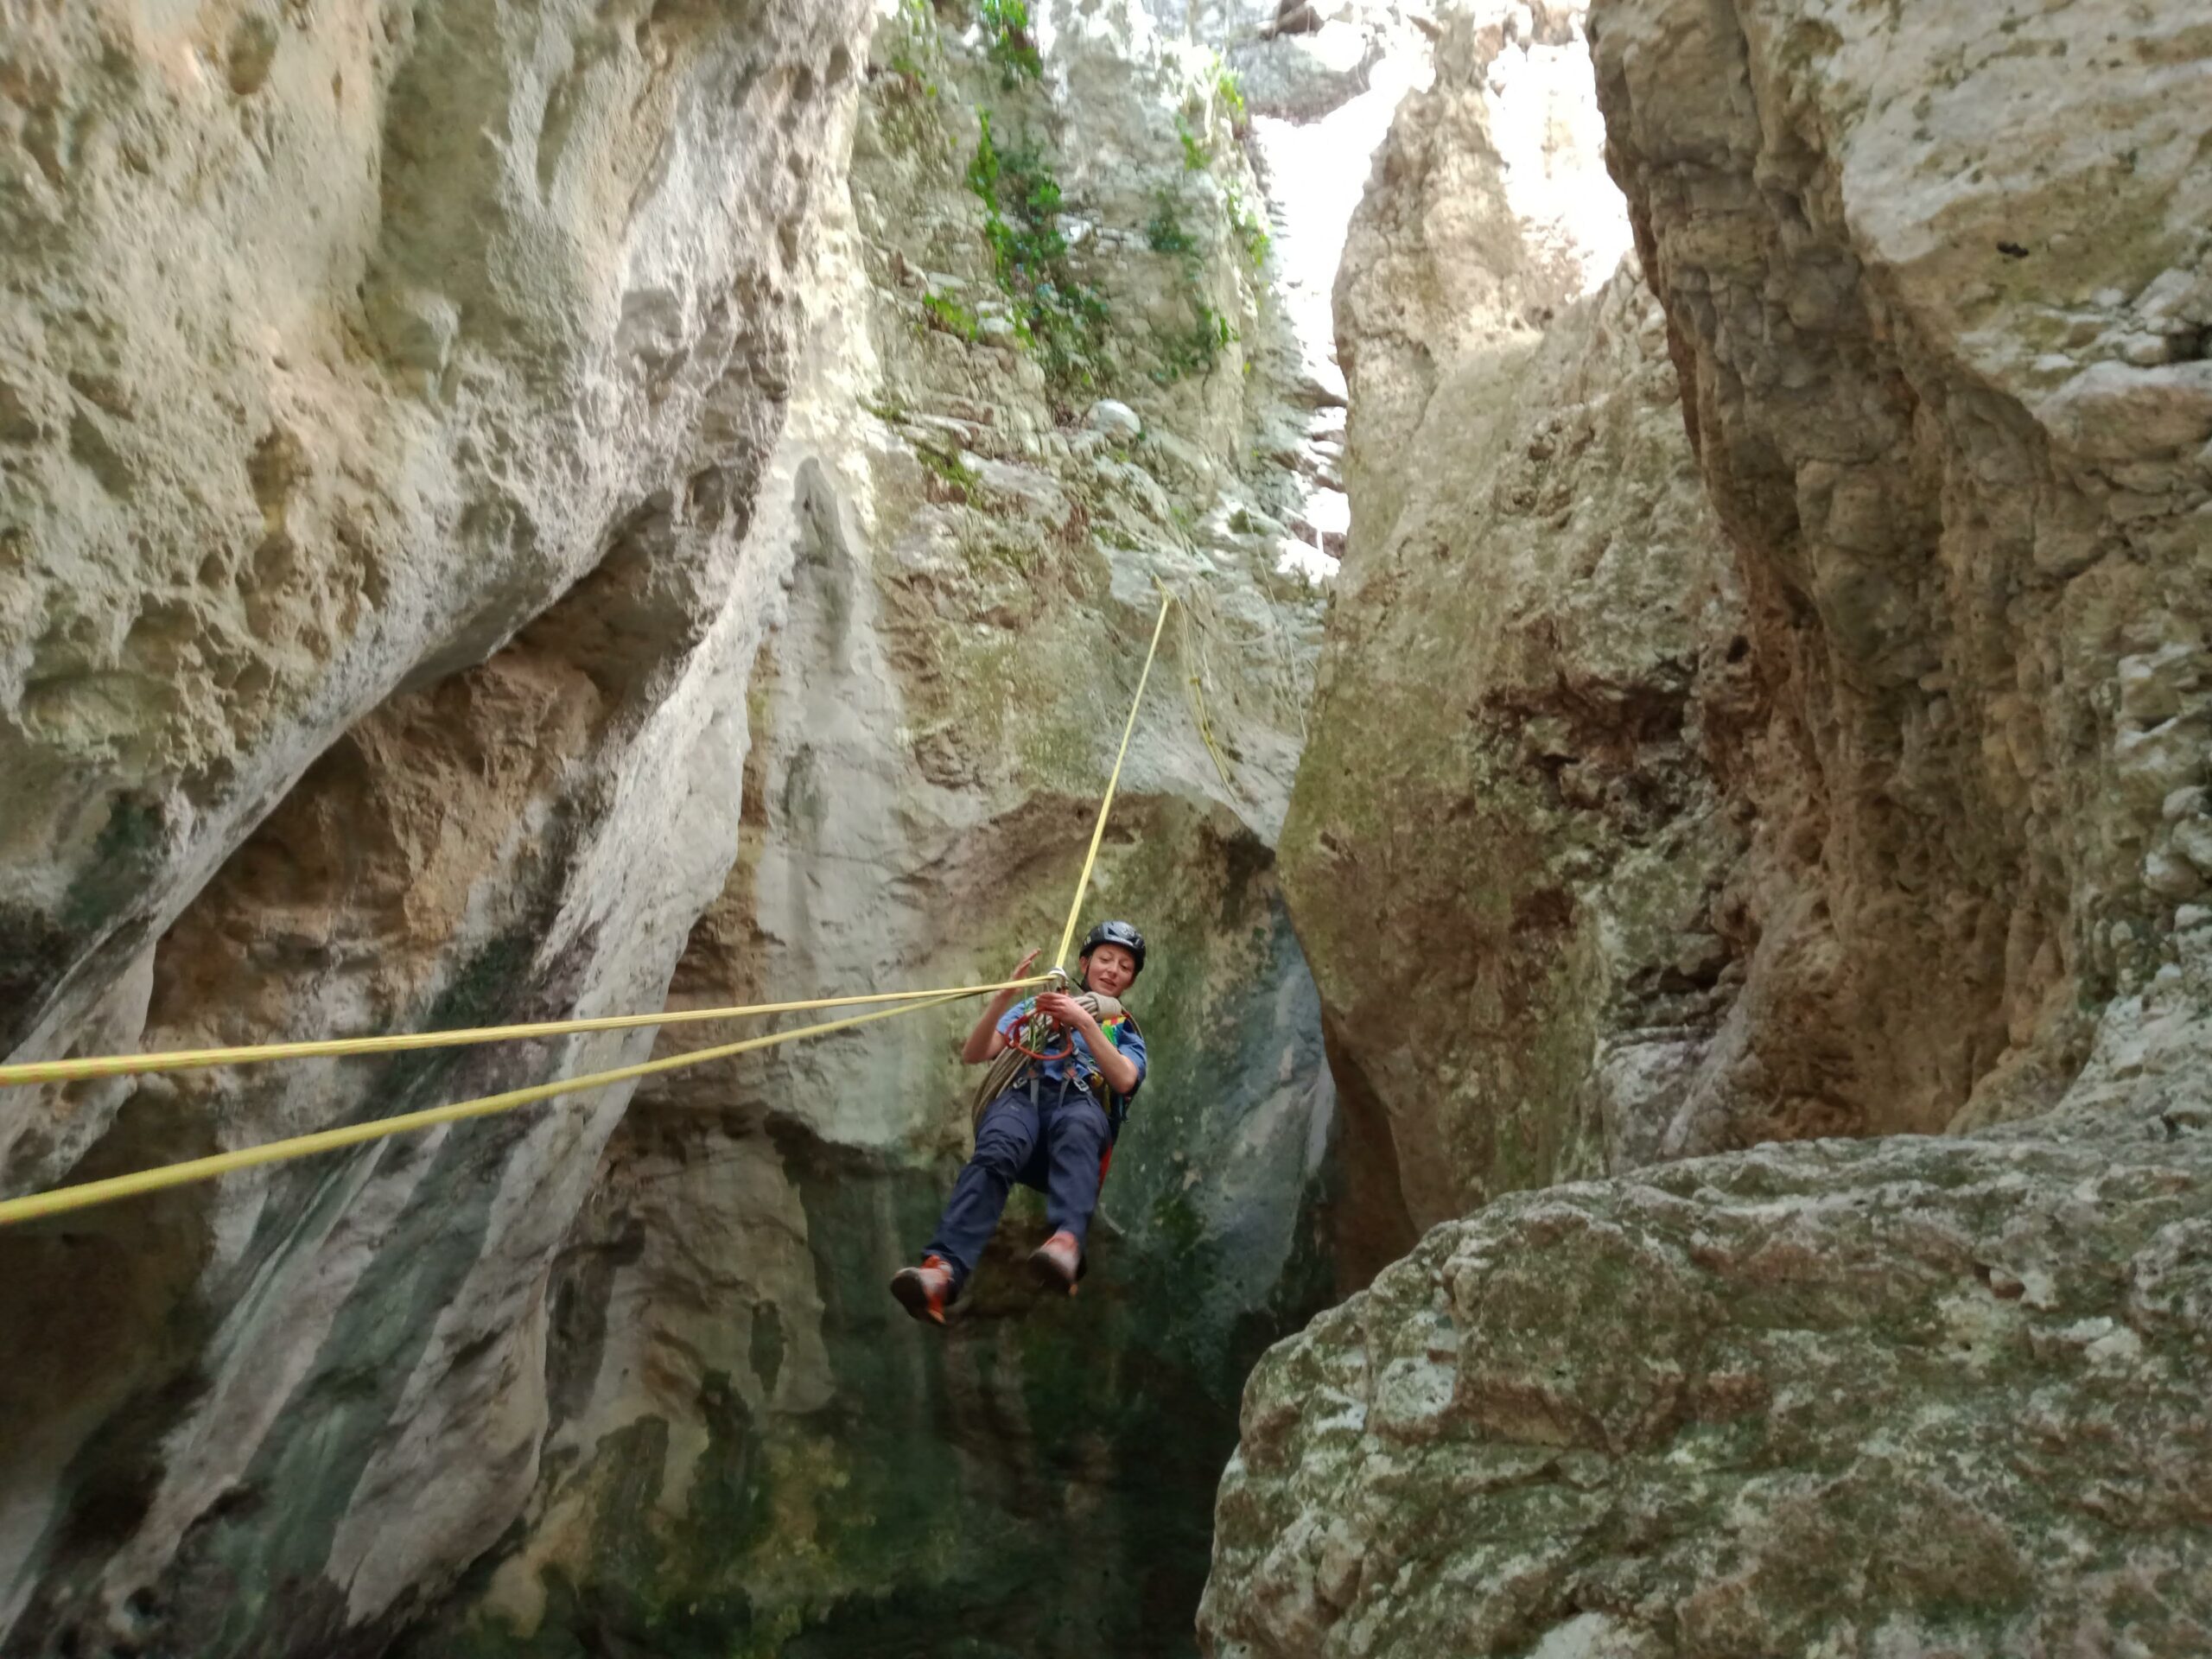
0, 588, 1181, 1230
968, 988, 1127, 1132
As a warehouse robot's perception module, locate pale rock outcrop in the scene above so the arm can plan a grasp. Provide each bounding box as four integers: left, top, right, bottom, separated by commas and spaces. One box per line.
392, 8, 1338, 1656
12, 1, 1331, 1655
1332, 1, 1627, 548
2, 2, 877, 1652
1225, 3, 1436, 125
1208, 0, 2212, 1649
1200, 1075, 2212, 1657
1, 0, 872, 1150
1280, 0, 1732, 1254
1284, 264, 1745, 1266
1591, 0, 2212, 1141
1287, 0, 2212, 1229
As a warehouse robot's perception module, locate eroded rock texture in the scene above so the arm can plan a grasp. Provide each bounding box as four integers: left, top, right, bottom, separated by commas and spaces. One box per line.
0, 3, 1332, 1657
1281, 1, 1737, 1254
0, 0, 868, 1071
1592, 0, 2212, 1145
3, 3, 875, 1653
1286, 0, 2212, 1236
1200, 1078, 2212, 1658
1214, 0, 2212, 1650
353, 6, 1338, 1656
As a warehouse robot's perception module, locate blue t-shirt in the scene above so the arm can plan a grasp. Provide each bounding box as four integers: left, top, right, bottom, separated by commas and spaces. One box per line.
995, 997, 1147, 1103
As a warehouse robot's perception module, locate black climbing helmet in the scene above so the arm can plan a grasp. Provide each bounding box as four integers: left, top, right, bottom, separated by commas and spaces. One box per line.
1079, 919, 1147, 977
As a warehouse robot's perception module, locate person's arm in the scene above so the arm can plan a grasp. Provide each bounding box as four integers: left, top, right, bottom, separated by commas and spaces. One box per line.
1034, 992, 1141, 1096
962, 948, 1040, 1064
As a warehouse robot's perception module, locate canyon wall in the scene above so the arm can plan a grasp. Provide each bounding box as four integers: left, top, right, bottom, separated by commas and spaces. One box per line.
1207, 0, 2212, 1651
1278, 0, 1739, 1257
1, 3, 1335, 1656
3, 3, 876, 1651
1282, 0, 2212, 1222
407, 6, 1340, 1651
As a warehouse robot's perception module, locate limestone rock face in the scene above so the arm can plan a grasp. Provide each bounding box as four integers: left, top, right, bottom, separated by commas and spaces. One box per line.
1199, 1082, 2212, 1658
1332, 1, 1628, 549
1287, 0, 2212, 1237
1210, 0, 2212, 1650
1591, 0, 2212, 1143
2, 2, 1338, 1650
0, 0, 871, 1108
1286, 264, 1745, 1262
382, 8, 1338, 1656
1280, 0, 1736, 1252
1, 4, 878, 1654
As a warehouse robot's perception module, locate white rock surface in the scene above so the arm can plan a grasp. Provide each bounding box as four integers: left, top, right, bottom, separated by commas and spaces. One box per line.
0, 0, 871, 1071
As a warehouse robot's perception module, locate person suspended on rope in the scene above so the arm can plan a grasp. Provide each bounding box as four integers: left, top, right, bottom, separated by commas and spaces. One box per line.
890, 921, 1150, 1325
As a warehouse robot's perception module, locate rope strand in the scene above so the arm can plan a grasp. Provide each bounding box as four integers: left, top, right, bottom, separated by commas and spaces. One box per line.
1052, 588, 1176, 971
0, 992, 977, 1228
0, 588, 1181, 1228
0, 978, 1054, 1090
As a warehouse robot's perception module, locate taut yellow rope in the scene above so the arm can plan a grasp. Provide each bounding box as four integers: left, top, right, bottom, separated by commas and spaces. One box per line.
0, 585, 1182, 1229
0, 979, 1052, 1090
1052, 588, 1176, 971
0, 992, 976, 1227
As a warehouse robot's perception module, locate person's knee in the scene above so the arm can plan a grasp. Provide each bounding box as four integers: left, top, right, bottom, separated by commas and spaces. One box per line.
972, 1110, 1036, 1175
1059, 1101, 1110, 1155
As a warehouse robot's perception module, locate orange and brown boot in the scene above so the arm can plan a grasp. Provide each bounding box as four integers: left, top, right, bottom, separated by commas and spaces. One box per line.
890, 1255, 956, 1325
1027, 1230, 1081, 1295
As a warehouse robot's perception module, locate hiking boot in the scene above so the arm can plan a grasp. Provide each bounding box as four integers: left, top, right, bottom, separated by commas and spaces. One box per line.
890, 1255, 955, 1325
1028, 1230, 1081, 1294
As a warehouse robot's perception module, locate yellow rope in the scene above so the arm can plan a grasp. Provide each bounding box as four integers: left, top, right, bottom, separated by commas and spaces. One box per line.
1179, 603, 1237, 797
1052, 588, 1177, 972
0, 991, 976, 1228
0, 585, 1179, 1230
0, 978, 1052, 1090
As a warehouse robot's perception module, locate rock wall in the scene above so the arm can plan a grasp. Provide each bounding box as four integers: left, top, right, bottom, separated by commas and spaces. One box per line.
363, 5, 1339, 1656
1284, 0, 2212, 1223
1278, 0, 1736, 1252
0, 3, 1334, 1657
1206, 0, 2212, 1649
2, 3, 875, 1653
0, 0, 868, 1077
1200, 1078, 2212, 1658
1592, 0, 2212, 1141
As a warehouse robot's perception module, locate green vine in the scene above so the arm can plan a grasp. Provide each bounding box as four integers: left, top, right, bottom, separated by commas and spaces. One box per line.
922, 289, 980, 340
980, 0, 1043, 87
966, 111, 1111, 399
1226, 181, 1270, 269
1176, 115, 1210, 172
1153, 305, 1237, 385
1147, 191, 1197, 256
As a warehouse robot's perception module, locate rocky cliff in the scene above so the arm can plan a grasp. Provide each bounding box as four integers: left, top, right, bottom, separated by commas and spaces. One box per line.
0, 3, 1335, 1656
1285, 0, 2212, 1219
1208, 0, 2212, 1650
404, 6, 1339, 1653
3, 3, 878, 1651
1280, 0, 1738, 1255
1202, 1082, 2212, 1657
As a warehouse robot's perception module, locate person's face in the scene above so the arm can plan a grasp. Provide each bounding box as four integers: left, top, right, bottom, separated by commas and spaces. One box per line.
1082, 943, 1138, 997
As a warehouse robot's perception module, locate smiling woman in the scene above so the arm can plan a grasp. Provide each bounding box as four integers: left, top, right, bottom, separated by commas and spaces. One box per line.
892, 919, 1154, 1322
0, 0, 1352, 1650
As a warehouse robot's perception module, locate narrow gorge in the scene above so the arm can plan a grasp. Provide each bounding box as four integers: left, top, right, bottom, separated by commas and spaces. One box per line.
2, 3, 2208, 1657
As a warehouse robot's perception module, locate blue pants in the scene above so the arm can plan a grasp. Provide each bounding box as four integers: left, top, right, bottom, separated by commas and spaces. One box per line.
926, 1084, 1113, 1288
